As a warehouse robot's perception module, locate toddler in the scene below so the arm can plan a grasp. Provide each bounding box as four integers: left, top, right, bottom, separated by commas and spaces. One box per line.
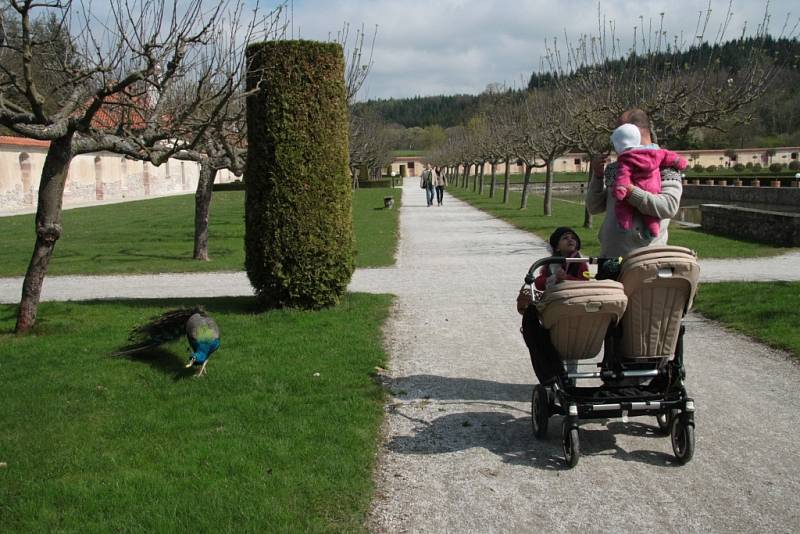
534, 227, 588, 291
610, 123, 687, 239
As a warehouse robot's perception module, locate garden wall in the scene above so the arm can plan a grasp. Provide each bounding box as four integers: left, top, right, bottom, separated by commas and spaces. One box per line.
699, 204, 800, 246
683, 185, 800, 207
0, 136, 239, 214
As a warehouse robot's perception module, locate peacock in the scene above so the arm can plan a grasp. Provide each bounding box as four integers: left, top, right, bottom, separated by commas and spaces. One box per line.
114, 307, 220, 376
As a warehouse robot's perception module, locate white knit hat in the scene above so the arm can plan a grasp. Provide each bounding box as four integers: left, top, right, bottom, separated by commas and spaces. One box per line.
611, 123, 641, 154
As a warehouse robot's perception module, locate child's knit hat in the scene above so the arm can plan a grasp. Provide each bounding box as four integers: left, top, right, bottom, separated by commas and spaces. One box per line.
549, 227, 581, 252
611, 123, 641, 154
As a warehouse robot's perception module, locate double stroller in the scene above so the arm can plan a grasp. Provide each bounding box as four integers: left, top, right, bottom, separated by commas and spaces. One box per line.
522, 246, 700, 468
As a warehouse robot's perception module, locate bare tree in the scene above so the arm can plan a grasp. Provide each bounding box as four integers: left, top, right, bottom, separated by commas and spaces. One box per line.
508, 97, 547, 210
520, 90, 573, 215
0, 0, 260, 333
334, 22, 377, 105
544, 4, 795, 148
349, 109, 393, 188
539, 4, 796, 225
471, 98, 513, 199
174, 6, 289, 262
174, 97, 248, 262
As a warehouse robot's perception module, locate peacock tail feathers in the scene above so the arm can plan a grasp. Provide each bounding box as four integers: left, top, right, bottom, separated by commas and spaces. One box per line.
112, 306, 208, 356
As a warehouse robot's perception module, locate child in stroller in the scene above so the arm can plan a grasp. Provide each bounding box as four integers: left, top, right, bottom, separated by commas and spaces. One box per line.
520, 245, 700, 467
517, 226, 589, 383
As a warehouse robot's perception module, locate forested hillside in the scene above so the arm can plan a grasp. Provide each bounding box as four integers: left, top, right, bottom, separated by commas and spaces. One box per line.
351, 94, 483, 128
356, 37, 800, 150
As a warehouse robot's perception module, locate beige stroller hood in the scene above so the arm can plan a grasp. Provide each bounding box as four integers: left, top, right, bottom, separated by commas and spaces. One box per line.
536, 280, 628, 360
618, 246, 700, 359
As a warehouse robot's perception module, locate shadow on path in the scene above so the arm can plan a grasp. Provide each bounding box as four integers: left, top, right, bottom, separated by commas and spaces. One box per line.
384, 374, 682, 470
388, 374, 533, 403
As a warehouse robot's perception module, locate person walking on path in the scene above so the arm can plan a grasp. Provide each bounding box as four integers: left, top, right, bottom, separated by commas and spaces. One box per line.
586, 108, 683, 258
434, 165, 447, 206
420, 164, 435, 207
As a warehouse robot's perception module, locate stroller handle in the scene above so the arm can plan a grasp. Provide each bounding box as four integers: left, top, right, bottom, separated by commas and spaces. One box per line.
524, 256, 618, 285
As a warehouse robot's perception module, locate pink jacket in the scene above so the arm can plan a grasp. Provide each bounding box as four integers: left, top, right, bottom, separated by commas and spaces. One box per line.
614, 148, 687, 238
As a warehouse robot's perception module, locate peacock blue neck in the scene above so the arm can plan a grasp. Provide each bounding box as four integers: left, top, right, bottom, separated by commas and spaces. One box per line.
191, 338, 220, 363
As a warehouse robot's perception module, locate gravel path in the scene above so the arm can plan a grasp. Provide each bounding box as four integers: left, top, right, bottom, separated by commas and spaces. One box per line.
364, 180, 800, 533
1, 179, 799, 533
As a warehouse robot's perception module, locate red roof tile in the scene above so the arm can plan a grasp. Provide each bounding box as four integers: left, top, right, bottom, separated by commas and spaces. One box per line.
0, 136, 50, 148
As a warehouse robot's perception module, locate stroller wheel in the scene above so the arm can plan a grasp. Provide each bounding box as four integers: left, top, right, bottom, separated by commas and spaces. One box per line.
561, 421, 580, 468
670, 415, 695, 464
655, 411, 672, 435
532, 385, 549, 439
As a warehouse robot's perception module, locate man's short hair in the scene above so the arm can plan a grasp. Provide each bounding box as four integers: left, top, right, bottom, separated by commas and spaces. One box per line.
620, 108, 650, 131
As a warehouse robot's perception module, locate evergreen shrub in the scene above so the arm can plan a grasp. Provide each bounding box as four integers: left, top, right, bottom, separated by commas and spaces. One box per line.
244, 40, 353, 309
769, 163, 783, 173
693, 164, 705, 173
733, 163, 745, 172
706, 165, 717, 172
789, 160, 800, 171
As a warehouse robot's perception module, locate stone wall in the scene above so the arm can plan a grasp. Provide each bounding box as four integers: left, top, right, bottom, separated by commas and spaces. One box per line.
699, 204, 800, 246
683, 184, 800, 207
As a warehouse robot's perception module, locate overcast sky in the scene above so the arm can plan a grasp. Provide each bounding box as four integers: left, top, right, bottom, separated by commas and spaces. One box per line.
280, 0, 797, 101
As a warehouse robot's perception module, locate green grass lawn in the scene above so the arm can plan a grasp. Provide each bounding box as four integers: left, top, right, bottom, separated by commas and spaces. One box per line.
693, 282, 800, 357
0, 188, 401, 277
448, 187, 790, 259
0, 294, 393, 532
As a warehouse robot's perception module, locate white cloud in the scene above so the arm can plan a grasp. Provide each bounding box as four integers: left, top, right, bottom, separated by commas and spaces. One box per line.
279, 0, 797, 99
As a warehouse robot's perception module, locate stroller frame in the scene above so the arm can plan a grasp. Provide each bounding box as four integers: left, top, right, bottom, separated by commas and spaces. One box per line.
524, 254, 696, 468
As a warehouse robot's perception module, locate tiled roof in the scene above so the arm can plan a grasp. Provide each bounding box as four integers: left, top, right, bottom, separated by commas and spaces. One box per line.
0, 136, 50, 148
89, 93, 150, 130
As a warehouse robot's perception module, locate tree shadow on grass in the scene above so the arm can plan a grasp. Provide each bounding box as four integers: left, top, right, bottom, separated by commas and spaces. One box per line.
87, 296, 262, 316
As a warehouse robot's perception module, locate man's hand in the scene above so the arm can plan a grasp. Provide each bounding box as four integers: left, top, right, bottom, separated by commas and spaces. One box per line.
590, 155, 609, 179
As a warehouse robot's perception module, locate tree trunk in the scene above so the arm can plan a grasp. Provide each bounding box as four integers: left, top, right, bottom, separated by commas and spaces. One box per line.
15, 135, 73, 333
193, 163, 218, 261
519, 163, 532, 209
583, 168, 593, 228
489, 162, 497, 198
477, 162, 484, 194
502, 158, 510, 204
543, 160, 554, 215
463, 163, 470, 188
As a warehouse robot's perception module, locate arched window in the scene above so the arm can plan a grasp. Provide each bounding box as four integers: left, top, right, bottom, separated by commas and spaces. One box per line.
120, 157, 128, 193
94, 156, 104, 200
19, 153, 33, 205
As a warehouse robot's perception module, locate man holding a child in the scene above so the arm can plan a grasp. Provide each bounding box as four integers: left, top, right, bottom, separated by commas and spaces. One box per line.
586, 108, 684, 258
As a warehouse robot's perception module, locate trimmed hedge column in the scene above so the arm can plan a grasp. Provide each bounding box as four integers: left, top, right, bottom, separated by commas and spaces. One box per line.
245, 40, 353, 308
